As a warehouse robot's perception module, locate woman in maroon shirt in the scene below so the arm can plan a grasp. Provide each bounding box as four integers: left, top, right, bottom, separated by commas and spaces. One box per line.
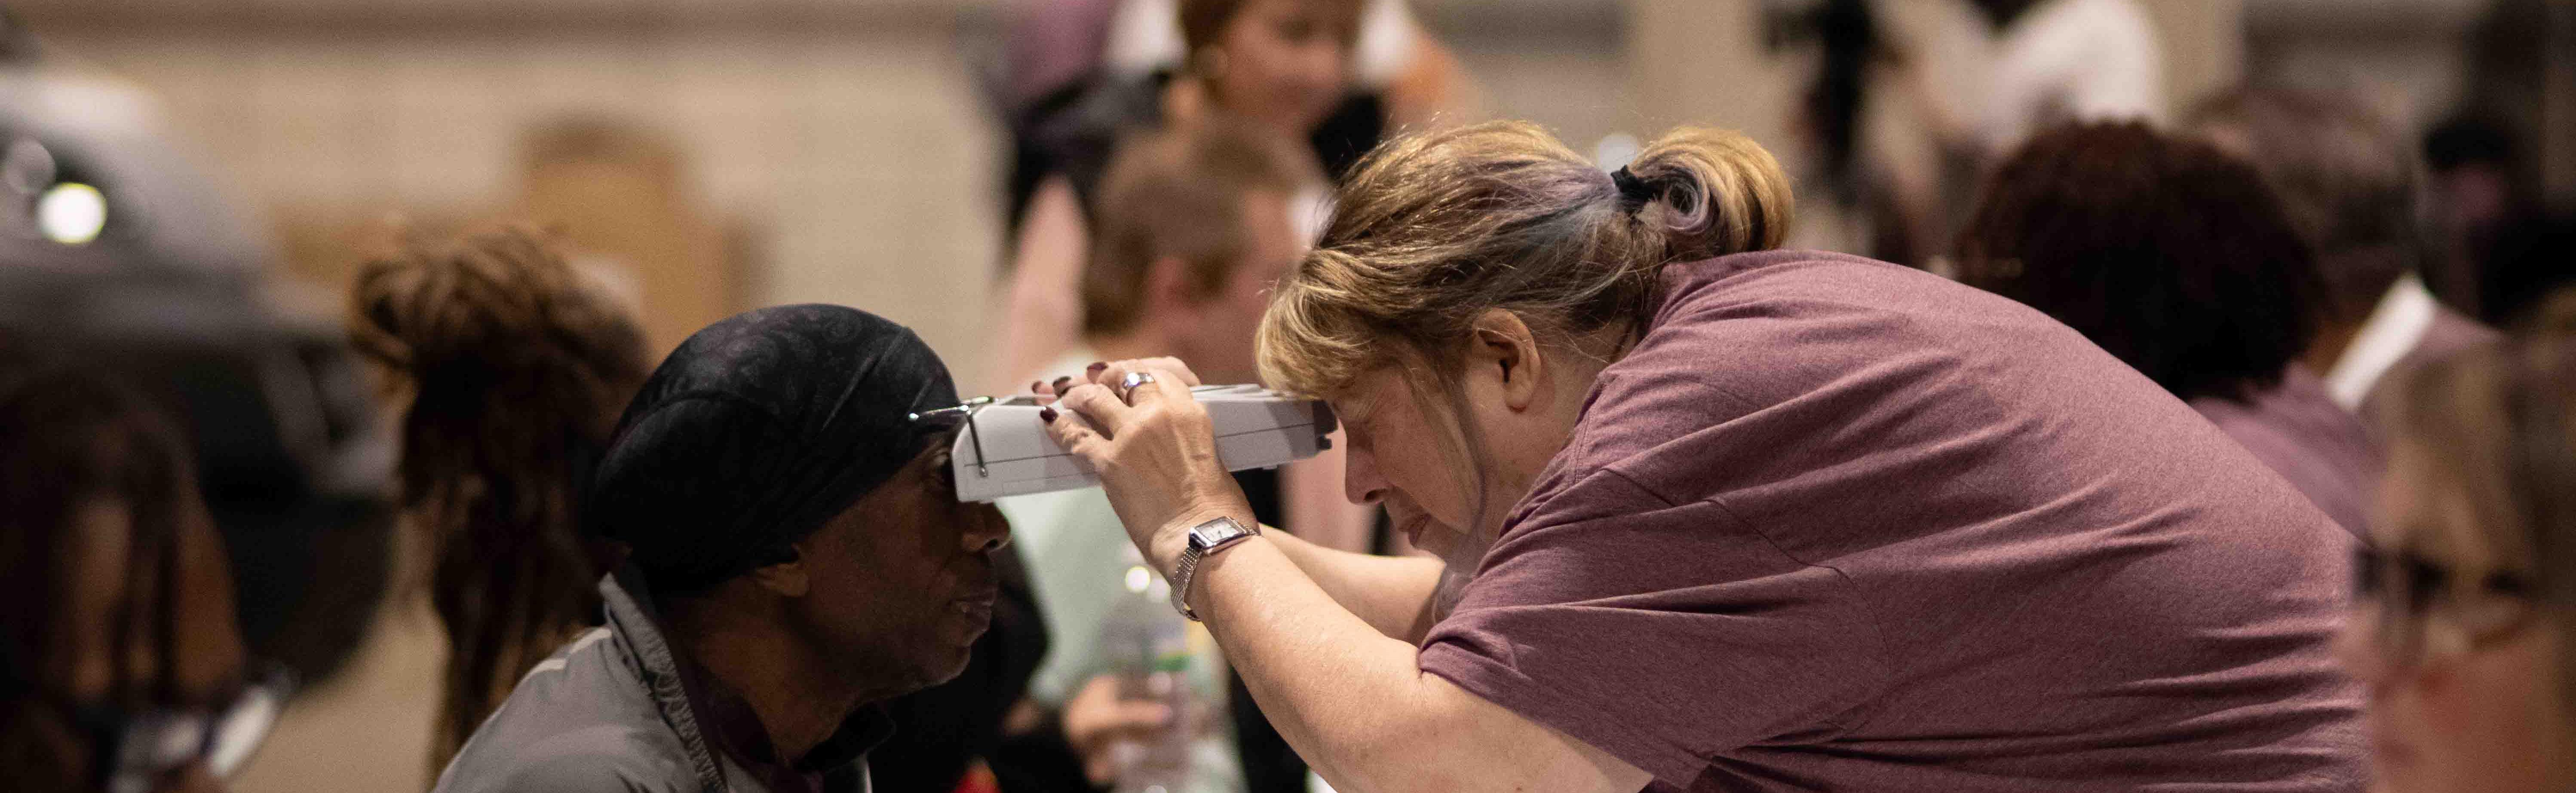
1038, 120, 2364, 791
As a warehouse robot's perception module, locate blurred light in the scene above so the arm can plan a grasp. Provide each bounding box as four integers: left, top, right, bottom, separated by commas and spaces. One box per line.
1594, 132, 1642, 171
37, 182, 106, 245
1125, 565, 1153, 594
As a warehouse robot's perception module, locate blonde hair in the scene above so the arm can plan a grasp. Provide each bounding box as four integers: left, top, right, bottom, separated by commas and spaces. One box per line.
2381, 288, 2576, 709
1256, 121, 1788, 602
1257, 120, 1792, 398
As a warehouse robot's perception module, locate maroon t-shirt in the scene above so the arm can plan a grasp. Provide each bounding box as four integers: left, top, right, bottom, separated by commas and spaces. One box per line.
1417, 251, 2364, 792
2190, 366, 2381, 537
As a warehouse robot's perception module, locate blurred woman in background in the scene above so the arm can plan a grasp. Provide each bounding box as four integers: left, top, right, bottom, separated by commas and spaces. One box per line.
2350, 293, 2576, 792
0, 342, 288, 793
348, 227, 651, 770
1959, 122, 2378, 536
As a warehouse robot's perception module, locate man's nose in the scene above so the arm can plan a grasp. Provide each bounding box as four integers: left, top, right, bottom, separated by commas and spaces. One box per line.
964, 502, 1012, 553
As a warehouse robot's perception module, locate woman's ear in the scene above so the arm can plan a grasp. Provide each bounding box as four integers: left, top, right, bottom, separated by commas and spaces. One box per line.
748, 545, 811, 598
1469, 310, 1545, 411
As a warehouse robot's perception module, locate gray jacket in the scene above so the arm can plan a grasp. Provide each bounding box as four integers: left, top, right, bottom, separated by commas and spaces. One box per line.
430, 571, 881, 793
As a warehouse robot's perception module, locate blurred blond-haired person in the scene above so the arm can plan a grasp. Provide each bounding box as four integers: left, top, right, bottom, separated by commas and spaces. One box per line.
2346, 293, 2576, 793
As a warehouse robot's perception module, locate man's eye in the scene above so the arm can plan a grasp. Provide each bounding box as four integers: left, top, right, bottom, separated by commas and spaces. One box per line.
931, 453, 958, 490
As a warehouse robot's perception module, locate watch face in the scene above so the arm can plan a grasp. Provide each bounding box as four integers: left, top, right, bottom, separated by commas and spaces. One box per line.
1190, 518, 1243, 548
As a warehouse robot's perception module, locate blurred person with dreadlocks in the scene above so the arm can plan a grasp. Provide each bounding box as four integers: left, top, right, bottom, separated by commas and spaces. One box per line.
0, 340, 292, 793
348, 227, 653, 772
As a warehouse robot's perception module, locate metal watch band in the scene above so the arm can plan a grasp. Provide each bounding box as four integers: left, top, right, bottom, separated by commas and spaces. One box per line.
1170, 516, 1257, 621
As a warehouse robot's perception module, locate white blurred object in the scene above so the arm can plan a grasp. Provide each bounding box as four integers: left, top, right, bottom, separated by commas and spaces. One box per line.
1978, 0, 2167, 153
939, 384, 1337, 502
35, 181, 102, 245
1592, 131, 1640, 171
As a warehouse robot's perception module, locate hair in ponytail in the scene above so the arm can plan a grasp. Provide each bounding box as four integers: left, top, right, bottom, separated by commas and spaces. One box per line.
1258, 120, 1790, 400
1256, 120, 1790, 610
348, 226, 648, 769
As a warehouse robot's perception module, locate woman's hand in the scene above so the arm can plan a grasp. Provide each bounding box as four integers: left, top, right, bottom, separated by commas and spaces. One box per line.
1039, 358, 1253, 570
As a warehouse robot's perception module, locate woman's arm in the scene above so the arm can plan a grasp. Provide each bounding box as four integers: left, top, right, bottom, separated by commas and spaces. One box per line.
1261, 528, 1442, 643
1041, 361, 1652, 793
1188, 528, 1647, 793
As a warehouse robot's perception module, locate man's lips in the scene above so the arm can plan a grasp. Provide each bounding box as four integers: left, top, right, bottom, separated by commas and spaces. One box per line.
951, 585, 999, 619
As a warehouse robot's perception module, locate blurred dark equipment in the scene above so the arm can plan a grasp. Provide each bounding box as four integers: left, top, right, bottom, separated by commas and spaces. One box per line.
0, 67, 395, 686
2485, 216, 2576, 330
2423, 115, 2576, 328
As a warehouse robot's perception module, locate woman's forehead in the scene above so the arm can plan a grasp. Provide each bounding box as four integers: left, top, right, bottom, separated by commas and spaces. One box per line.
2379, 438, 2517, 568
1328, 369, 1411, 422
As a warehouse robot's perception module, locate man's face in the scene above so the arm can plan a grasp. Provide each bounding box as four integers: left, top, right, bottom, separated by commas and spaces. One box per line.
791, 435, 1011, 692
1178, 189, 1304, 385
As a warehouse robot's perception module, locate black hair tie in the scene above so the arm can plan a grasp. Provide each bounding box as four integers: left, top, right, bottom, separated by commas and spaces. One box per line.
1609, 165, 1655, 209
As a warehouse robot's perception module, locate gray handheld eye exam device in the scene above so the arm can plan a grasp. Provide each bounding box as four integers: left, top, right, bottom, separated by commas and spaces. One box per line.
924, 384, 1337, 502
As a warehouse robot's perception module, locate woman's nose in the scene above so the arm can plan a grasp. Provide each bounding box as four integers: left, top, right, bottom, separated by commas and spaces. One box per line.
1343, 447, 1388, 506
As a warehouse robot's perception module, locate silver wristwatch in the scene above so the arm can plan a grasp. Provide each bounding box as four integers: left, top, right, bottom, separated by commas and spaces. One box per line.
1169, 516, 1258, 621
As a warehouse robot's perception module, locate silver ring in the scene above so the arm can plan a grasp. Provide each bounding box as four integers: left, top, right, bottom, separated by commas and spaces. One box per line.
1119, 370, 1156, 399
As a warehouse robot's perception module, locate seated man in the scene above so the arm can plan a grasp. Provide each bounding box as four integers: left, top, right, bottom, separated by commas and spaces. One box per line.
433, 304, 1012, 793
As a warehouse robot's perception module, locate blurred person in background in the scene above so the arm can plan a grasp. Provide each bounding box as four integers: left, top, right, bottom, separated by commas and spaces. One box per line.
990, 118, 1322, 793
1969, 0, 2163, 156
1959, 122, 2377, 536
2188, 87, 2499, 421
1041, 120, 2360, 791
433, 305, 1011, 793
1765, 0, 2162, 268
2419, 118, 2576, 331
0, 341, 291, 793
2420, 117, 2527, 320
347, 226, 653, 772
0, 52, 393, 703
2347, 291, 2576, 793
995, 0, 1366, 393
998, 0, 1382, 712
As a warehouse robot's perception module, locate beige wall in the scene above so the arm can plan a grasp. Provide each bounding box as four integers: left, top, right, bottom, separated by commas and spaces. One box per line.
29, 8, 1009, 380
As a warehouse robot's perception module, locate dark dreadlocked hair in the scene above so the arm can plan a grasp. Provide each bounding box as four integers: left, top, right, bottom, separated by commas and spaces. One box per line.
349, 226, 650, 770
0, 338, 207, 793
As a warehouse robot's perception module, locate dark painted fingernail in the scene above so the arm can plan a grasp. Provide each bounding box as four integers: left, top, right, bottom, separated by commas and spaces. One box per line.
1052, 376, 1073, 389
1039, 406, 1058, 423
1030, 380, 1046, 393
1086, 361, 1107, 374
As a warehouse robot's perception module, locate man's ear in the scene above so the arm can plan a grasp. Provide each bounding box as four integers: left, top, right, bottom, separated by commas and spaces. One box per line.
1144, 255, 1199, 318
746, 545, 811, 598
1467, 310, 1545, 411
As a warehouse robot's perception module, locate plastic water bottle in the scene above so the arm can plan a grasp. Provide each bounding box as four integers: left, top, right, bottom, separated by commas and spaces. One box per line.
1099, 549, 1195, 793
